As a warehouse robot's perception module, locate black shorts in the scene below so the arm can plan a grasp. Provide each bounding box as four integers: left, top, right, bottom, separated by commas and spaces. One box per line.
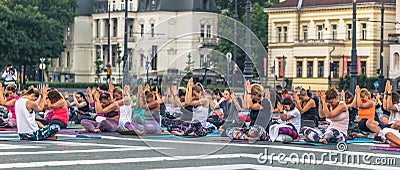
358, 118, 392, 133
37, 119, 67, 129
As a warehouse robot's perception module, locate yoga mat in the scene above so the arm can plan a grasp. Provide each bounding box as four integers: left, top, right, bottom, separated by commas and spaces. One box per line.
0, 136, 101, 142
144, 133, 221, 139
284, 138, 374, 146
66, 125, 84, 129
371, 146, 400, 152
0, 127, 17, 131
59, 131, 116, 135
117, 129, 138, 135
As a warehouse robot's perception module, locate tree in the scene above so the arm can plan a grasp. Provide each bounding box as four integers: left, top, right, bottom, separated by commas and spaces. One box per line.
184, 53, 195, 74
0, 0, 77, 85
94, 50, 103, 83
116, 43, 122, 84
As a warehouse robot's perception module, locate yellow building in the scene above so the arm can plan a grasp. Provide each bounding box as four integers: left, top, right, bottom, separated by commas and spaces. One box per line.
265, 0, 396, 90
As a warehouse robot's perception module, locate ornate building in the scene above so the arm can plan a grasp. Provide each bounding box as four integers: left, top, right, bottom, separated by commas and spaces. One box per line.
266, 0, 396, 90
48, 0, 218, 84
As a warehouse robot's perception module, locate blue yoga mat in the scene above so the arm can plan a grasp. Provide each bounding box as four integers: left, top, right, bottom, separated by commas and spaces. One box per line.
144, 133, 221, 139
285, 138, 374, 146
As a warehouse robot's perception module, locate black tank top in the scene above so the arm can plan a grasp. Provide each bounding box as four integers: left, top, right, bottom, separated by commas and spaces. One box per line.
301, 98, 316, 120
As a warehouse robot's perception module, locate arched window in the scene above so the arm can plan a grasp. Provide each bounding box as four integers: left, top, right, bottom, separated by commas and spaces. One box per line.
394, 52, 400, 70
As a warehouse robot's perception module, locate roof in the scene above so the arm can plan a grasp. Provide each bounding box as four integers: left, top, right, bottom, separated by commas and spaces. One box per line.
138, 0, 218, 12
76, 0, 94, 16
272, 0, 396, 8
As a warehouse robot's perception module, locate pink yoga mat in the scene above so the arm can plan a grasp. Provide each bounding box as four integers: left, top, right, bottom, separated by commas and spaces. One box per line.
0, 127, 17, 131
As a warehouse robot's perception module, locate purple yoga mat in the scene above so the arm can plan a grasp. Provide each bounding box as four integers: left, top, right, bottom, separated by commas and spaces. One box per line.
371, 146, 400, 152
59, 131, 117, 135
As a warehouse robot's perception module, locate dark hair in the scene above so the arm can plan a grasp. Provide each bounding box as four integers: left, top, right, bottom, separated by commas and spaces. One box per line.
99, 91, 111, 100
26, 86, 39, 97
325, 88, 338, 100
178, 88, 186, 98
98, 84, 109, 91
224, 88, 233, 95
345, 91, 354, 101
192, 84, 202, 93
76, 92, 88, 103
213, 89, 223, 97
306, 89, 312, 98
299, 88, 307, 96
281, 98, 295, 110
48, 89, 63, 103
392, 92, 400, 104
145, 91, 153, 99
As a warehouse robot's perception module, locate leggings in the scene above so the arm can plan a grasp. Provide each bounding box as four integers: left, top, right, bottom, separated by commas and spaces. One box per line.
81, 119, 118, 132
302, 127, 347, 143
19, 124, 60, 141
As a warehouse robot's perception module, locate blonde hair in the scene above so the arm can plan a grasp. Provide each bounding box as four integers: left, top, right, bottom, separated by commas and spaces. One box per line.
360, 88, 371, 99
251, 84, 263, 97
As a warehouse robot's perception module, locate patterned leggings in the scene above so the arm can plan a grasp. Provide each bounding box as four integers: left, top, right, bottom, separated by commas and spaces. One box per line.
227, 125, 267, 141
81, 119, 118, 132
302, 127, 347, 143
19, 124, 60, 141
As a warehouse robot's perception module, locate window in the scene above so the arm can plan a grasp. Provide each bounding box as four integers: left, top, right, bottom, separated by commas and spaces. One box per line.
297, 61, 302, 78
113, 4, 116, 11
283, 26, 287, 42
200, 24, 205, 38
151, 45, 157, 70
140, 24, 144, 37
277, 27, 282, 42
361, 23, 367, 40
307, 61, 313, 78
151, 0, 156, 10
129, 25, 133, 38
95, 19, 100, 38
113, 19, 117, 37
347, 24, 352, 40
303, 26, 308, 40
104, 19, 109, 38
394, 53, 400, 70
151, 24, 154, 37
59, 56, 62, 67
332, 24, 337, 40
66, 52, 70, 67
318, 61, 324, 78
206, 25, 211, 38
333, 61, 339, 78
112, 45, 116, 67
361, 61, 366, 75
66, 26, 71, 40
129, 3, 133, 11
317, 25, 323, 40
200, 55, 204, 67
121, 0, 125, 10
140, 54, 144, 67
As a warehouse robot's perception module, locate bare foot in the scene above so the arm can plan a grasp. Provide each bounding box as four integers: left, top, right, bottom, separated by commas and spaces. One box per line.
188, 132, 197, 136
304, 138, 312, 142
135, 130, 145, 136
319, 138, 328, 144
93, 128, 101, 133
171, 131, 183, 136
46, 136, 58, 140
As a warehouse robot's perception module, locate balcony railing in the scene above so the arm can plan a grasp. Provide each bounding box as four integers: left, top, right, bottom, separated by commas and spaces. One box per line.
294, 39, 344, 44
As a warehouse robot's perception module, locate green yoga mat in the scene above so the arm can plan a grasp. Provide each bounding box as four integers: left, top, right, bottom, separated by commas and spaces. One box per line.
144, 133, 221, 139
284, 138, 374, 146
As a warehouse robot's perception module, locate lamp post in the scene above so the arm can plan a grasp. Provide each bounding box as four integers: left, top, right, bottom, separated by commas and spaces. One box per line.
39, 58, 46, 87
226, 52, 232, 85
378, 0, 385, 92
123, 0, 130, 86
350, 0, 358, 93
243, 0, 253, 82
146, 56, 149, 84
229, 0, 238, 87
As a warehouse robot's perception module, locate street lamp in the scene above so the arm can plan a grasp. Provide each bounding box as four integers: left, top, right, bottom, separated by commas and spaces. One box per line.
243, 0, 254, 82
226, 52, 232, 85
39, 58, 46, 88
229, 0, 238, 87
146, 56, 150, 84
350, 0, 358, 93
378, 0, 385, 92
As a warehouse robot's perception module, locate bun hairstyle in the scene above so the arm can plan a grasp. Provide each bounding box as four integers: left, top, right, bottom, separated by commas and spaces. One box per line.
26, 86, 39, 97
251, 84, 263, 97
6, 84, 17, 93
325, 88, 338, 100
360, 88, 371, 99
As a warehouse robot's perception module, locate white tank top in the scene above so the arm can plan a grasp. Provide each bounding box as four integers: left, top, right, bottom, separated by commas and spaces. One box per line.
329, 101, 349, 135
192, 106, 209, 127
15, 98, 39, 134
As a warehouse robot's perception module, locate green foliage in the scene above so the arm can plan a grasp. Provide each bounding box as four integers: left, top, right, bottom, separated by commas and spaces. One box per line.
0, 0, 77, 82
184, 53, 195, 73
26, 81, 121, 89
338, 75, 379, 91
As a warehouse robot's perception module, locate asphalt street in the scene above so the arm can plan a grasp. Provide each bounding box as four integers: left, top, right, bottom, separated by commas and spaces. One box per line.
0, 131, 399, 170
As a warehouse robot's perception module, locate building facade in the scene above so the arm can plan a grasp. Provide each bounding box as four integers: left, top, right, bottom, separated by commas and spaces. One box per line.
48, 0, 218, 84
266, 0, 396, 90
